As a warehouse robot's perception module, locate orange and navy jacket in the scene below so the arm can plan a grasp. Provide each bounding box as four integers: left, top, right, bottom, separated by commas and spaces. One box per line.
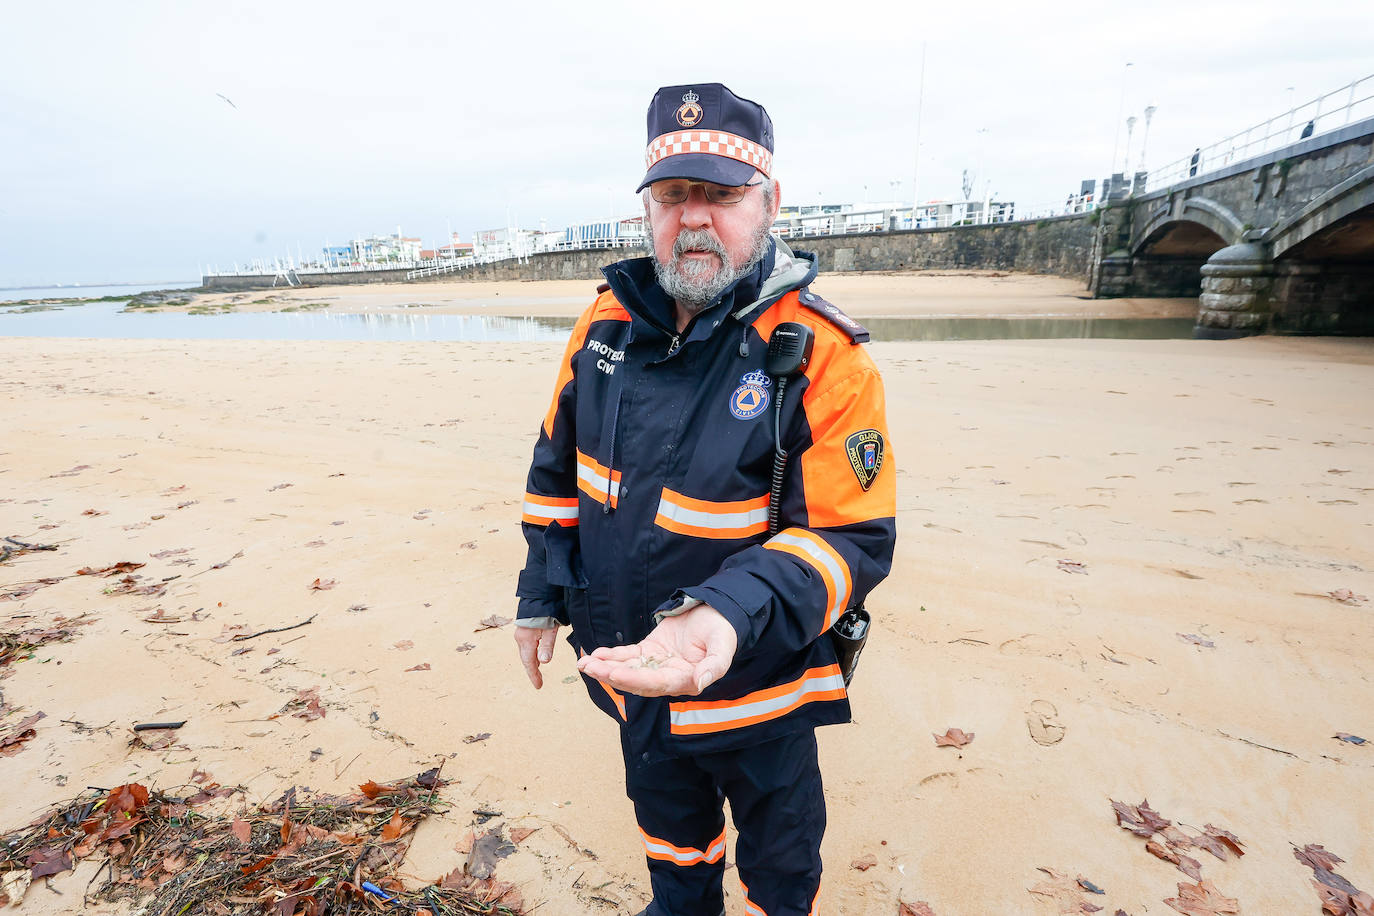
517, 240, 896, 760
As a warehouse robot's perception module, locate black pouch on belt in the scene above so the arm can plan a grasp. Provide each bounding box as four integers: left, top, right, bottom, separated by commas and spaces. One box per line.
828, 605, 871, 687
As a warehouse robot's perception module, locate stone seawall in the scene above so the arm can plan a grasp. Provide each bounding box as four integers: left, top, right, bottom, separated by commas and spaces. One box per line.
797, 213, 1095, 282
201, 214, 1097, 291
202, 267, 414, 292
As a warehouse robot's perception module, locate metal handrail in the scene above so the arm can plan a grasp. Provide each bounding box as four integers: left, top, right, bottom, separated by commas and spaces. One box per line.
1147, 73, 1373, 190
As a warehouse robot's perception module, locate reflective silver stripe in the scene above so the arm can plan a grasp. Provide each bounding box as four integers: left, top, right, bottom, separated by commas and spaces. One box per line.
576, 461, 620, 500
656, 497, 768, 530
669, 671, 847, 730
744, 901, 767, 916
522, 500, 578, 521
768, 530, 849, 628
642, 833, 726, 865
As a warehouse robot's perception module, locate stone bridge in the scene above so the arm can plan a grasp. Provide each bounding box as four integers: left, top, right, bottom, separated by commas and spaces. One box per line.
1090, 116, 1374, 336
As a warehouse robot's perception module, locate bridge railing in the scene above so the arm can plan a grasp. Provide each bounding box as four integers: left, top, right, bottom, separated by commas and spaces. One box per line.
1148, 73, 1374, 191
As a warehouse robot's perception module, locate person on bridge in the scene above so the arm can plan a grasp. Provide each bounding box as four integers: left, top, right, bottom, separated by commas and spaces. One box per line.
1301, 119, 1315, 139
1190, 147, 1201, 177
513, 82, 897, 916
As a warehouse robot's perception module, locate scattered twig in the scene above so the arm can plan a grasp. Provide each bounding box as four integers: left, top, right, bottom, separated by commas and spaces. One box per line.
1216, 729, 1299, 758
132, 721, 186, 732
231, 614, 316, 642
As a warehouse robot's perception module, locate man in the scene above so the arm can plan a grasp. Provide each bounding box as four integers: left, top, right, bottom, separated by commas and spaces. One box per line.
514, 82, 896, 916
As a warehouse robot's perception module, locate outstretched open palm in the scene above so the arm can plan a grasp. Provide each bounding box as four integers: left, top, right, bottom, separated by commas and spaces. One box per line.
576, 604, 738, 697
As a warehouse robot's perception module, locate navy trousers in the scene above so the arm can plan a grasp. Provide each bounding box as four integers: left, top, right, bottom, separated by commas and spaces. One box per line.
622, 729, 825, 916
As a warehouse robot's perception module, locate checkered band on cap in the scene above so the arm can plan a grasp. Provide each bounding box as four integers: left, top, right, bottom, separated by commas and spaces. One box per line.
645, 130, 773, 177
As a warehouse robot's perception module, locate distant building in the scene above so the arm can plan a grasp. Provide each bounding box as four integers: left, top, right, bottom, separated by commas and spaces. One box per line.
322, 246, 353, 267
349, 228, 423, 264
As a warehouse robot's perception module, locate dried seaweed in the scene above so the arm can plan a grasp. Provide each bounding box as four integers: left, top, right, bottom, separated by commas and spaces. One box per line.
0, 767, 525, 914
0, 614, 93, 668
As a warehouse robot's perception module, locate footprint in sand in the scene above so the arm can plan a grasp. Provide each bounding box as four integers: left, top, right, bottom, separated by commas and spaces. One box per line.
1026, 700, 1066, 746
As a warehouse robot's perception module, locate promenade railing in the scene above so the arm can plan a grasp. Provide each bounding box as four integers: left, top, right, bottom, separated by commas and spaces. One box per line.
1147, 73, 1374, 191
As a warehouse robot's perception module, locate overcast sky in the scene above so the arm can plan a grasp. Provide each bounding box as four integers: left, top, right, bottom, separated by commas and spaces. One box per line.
2, 0, 1370, 287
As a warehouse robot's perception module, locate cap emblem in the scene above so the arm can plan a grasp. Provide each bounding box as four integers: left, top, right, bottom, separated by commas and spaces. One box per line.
675, 90, 703, 128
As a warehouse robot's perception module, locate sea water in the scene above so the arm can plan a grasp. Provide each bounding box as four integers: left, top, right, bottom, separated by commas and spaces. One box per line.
0, 281, 201, 303
0, 300, 1195, 343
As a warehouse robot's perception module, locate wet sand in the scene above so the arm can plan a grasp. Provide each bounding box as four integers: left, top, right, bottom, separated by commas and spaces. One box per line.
184, 272, 1200, 320
1, 275, 1371, 914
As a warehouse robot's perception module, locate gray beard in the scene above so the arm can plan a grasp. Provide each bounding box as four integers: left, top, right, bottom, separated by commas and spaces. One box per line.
650, 222, 773, 316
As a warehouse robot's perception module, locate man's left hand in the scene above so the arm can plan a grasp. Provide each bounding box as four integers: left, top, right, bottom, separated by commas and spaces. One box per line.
576, 604, 738, 697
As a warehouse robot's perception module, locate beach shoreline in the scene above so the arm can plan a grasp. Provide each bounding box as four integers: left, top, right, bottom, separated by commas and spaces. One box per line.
129, 271, 1201, 321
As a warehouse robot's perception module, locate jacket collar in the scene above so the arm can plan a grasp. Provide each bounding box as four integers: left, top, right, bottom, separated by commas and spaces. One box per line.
603, 240, 815, 343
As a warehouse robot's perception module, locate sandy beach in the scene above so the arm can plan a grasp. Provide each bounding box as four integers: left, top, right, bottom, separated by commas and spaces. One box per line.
1, 273, 1371, 914
181, 272, 1200, 320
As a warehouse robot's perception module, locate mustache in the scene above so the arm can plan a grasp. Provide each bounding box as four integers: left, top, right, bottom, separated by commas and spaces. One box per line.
672, 229, 727, 261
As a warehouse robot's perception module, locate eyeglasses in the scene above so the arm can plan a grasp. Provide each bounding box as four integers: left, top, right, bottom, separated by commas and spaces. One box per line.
650, 179, 763, 205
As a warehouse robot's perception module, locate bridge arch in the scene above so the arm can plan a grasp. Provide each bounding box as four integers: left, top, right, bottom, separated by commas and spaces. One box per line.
1131, 197, 1244, 257
1268, 164, 1374, 261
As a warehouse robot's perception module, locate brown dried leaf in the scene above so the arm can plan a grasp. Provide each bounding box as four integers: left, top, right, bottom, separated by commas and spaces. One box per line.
1147, 840, 1181, 866
393, 640, 414, 650
1190, 832, 1227, 861
509, 827, 537, 843
1029, 867, 1104, 913
933, 728, 973, 748
465, 828, 514, 880
1111, 800, 1155, 838
0, 711, 46, 756
359, 780, 396, 799
1176, 852, 1203, 882
1327, 588, 1368, 606
475, 615, 511, 631
308, 577, 336, 591
851, 853, 878, 871
25, 846, 72, 879
404, 663, 431, 672
76, 561, 145, 577
1203, 825, 1244, 858
231, 818, 252, 844
1163, 879, 1240, 915
283, 687, 325, 721
898, 903, 938, 916
379, 810, 406, 843
212, 625, 251, 643
1296, 844, 1346, 873
1159, 824, 1194, 850
454, 829, 475, 855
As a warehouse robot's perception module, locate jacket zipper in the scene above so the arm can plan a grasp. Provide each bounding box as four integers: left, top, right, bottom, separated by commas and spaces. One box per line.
666, 334, 681, 358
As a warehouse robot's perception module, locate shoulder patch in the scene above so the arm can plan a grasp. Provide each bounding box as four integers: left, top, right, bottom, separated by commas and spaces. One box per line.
595, 282, 611, 294
845, 429, 885, 490
797, 289, 869, 344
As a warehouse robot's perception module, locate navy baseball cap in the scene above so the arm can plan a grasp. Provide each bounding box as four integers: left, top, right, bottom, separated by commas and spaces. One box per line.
636, 83, 774, 192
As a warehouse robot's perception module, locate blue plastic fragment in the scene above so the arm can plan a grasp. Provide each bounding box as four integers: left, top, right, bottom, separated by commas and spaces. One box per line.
361, 881, 396, 903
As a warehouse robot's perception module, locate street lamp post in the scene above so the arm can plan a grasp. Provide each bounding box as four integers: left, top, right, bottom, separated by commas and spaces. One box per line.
1124, 115, 1137, 175
1110, 61, 1134, 181
1139, 105, 1157, 173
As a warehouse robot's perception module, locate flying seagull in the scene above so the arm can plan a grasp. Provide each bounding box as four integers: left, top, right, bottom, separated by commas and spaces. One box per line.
216, 93, 237, 110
